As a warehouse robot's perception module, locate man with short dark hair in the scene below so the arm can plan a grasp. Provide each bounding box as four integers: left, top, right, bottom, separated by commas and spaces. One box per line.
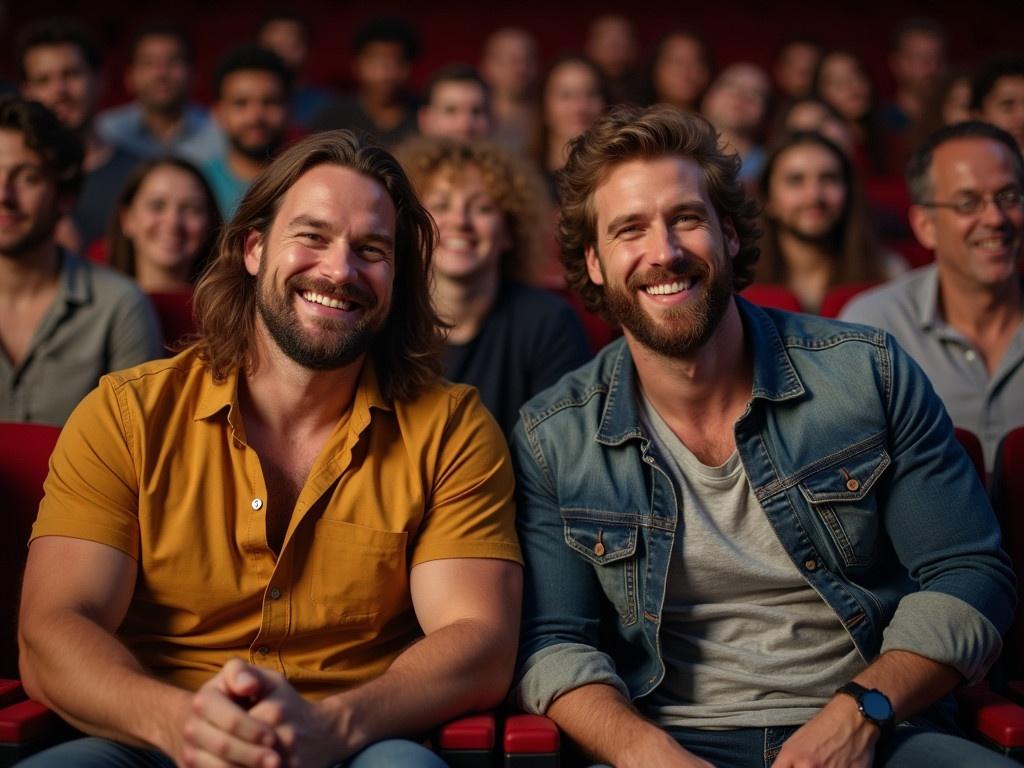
204, 44, 292, 217
884, 18, 947, 133
18, 128, 521, 768
478, 27, 539, 154
257, 11, 332, 129
842, 121, 1024, 470
96, 23, 224, 165
15, 17, 141, 250
311, 17, 420, 148
972, 55, 1024, 150
0, 96, 161, 425
512, 105, 1015, 767
417, 64, 491, 141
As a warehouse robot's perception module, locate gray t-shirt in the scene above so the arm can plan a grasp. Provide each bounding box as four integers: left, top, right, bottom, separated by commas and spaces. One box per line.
637, 391, 865, 728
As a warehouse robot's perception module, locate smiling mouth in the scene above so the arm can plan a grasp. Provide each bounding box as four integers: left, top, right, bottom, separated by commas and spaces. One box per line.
645, 278, 696, 296
300, 289, 359, 310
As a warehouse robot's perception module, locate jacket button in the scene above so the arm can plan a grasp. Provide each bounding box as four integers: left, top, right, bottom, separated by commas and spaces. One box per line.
594, 542, 606, 557
846, 478, 860, 492
804, 559, 817, 571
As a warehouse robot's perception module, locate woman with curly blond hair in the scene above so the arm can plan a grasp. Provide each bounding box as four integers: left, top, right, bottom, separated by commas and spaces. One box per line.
397, 136, 591, 434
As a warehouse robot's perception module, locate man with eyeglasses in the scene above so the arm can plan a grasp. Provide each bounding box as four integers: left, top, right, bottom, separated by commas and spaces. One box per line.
842, 121, 1023, 471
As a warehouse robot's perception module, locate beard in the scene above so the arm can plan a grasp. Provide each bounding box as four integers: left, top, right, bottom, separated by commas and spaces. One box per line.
255, 260, 386, 371
0, 205, 60, 260
602, 256, 734, 358
230, 129, 283, 163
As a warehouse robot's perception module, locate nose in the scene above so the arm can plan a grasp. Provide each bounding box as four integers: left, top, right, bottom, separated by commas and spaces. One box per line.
318, 241, 359, 283
651, 222, 682, 265
979, 196, 1010, 227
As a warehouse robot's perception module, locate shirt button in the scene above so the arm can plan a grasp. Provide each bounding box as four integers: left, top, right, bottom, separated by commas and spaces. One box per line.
804, 559, 818, 571
258, 646, 270, 655
251, 498, 263, 510
644, 456, 656, 464
269, 588, 281, 600
965, 350, 977, 362
594, 542, 606, 557
846, 478, 860, 492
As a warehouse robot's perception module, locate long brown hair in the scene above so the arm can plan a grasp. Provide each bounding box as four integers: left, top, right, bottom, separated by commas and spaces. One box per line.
192, 129, 443, 402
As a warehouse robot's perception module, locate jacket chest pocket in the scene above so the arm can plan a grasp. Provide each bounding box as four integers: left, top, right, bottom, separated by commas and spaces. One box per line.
563, 514, 640, 626
798, 447, 890, 568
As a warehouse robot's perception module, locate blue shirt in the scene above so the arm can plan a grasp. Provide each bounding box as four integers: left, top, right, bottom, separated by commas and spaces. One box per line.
96, 102, 225, 167
511, 297, 1014, 715
201, 155, 251, 220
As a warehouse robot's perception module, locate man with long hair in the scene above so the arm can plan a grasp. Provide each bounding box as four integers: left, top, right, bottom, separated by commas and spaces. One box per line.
511, 105, 1015, 767
18, 130, 522, 767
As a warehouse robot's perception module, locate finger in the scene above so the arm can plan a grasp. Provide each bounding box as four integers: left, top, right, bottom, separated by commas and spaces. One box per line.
184, 715, 282, 768
191, 688, 278, 748
221, 659, 264, 702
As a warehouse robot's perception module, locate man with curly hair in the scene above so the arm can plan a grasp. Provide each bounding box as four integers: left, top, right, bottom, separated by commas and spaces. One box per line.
511, 105, 1015, 767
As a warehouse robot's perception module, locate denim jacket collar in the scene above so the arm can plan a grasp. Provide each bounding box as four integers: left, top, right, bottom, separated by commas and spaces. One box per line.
595, 297, 805, 447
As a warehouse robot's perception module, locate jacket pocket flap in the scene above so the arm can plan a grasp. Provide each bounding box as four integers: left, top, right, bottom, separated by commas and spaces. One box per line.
798, 448, 891, 504
563, 517, 638, 565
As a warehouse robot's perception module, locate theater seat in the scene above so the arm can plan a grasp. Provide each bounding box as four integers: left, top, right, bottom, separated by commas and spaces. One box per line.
994, 427, 1024, 684
740, 285, 802, 313
820, 282, 878, 319
147, 291, 196, 350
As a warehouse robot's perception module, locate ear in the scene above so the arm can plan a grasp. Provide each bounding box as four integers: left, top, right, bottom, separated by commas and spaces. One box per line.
212, 101, 225, 128
585, 244, 605, 286
417, 105, 430, 134
118, 205, 136, 239
721, 216, 740, 258
243, 229, 263, 277
908, 205, 937, 252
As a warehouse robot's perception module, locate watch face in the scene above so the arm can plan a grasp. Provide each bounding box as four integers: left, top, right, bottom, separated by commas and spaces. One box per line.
860, 690, 893, 721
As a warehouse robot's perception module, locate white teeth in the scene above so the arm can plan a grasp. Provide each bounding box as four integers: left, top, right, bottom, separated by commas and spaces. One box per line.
443, 237, 472, 249
301, 290, 355, 310
976, 237, 1005, 248
645, 279, 694, 296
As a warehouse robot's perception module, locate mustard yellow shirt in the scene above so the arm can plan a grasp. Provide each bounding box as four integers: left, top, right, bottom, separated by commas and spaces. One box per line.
31, 346, 521, 697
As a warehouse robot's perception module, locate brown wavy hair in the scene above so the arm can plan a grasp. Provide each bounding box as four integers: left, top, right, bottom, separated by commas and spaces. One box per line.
192, 129, 443, 402
395, 135, 550, 282
558, 104, 760, 318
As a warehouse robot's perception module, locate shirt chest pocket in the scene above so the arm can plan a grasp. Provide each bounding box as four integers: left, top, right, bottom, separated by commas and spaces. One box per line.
563, 514, 640, 626
798, 447, 891, 568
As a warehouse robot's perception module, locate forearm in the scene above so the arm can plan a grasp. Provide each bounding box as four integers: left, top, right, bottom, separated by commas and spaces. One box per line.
852, 649, 961, 722
20, 607, 189, 755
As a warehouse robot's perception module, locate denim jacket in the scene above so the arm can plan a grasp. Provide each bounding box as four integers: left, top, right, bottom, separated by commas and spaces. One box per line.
511, 298, 1016, 715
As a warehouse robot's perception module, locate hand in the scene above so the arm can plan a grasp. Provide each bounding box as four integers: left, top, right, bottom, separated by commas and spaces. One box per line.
772, 695, 878, 768
179, 658, 282, 768
244, 667, 351, 767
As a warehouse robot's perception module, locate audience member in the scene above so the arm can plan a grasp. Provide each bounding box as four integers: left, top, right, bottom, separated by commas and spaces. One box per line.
972, 55, 1024, 150
884, 17, 947, 134
417, 64, 492, 141
257, 11, 333, 129
398, 136, 590, 434
584, 14, 645, 105
906, 68, 973, 154
772, 37, 822, 102
757, 131, 899, 312
0, 96, 161, 426
17, 129, 522, 768
842, 121, 1024, 470
311, 17, 420, 149
701, 62, 772, 182
478, 27, 540, 154
535, 55, 607, 196
813, 49, 890, 177
770, 97, 855, 156
512, 104, 1016, 768
204, 45, 291, 218
16, 18, 142, 253
646, 30, 714, 113
108, 157, 221, 293
96, 23, 224, 166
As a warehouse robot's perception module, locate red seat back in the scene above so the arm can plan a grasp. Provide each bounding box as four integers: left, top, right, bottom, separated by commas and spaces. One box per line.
740, 285, 802, 313
147, 290, 196, 350
0, 423, 60, 679
821, 282, 879, 319
955, 428, 986, 482
995, 427, 1024, 678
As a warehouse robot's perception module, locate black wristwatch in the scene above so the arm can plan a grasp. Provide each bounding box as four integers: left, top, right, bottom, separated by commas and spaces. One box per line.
835, 682, 895, 737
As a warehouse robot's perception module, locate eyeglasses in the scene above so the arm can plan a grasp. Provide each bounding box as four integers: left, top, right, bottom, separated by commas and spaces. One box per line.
918, 188, 1024, 216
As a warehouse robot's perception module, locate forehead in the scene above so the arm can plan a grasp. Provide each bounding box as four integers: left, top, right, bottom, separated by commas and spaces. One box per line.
594, 156, 709, 218
24, 43, 89, 73
134, 35, 186, 62
716, 64, 769, 92
273, 164, 396, 232
930, 138, 1020, 188
221, 69, 285, 97
986, 75, 1024, 101
0, 128, 44, 165
432, 80, 486, 105
137, 164, 204, 196
775, 142, 842, 172
425, 162, 489, 193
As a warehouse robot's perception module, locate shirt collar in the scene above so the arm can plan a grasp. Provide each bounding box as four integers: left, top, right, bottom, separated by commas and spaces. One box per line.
914, 265, 942, 331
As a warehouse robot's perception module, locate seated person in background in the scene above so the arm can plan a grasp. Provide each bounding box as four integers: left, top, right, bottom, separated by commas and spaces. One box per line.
16, 17, 141, 253
311, 17, 420, 149
583, 15, 645, 106
417, 64, 492, 141
398, 136, 591, 435
770, 96, 854, 157
205, 44, 292, 218
0, 96, 161, 426
756, 130, 902, 312
972, 54, 1024, 151
772, 36, 823, 103
478, 27, 540, 155
96, 22, 224, 167
18, 129, 522, 768
842, 121, 1024, 471
700, 62, 772, 183
644, 29, 714, 114
108, 157, 221, 293
512, 104, 1016, 768
257, 10, 333, 130
883, 17, 947, 136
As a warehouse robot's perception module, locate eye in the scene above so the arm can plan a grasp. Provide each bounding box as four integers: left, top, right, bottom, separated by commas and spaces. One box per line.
298, 232, 326, 244
359, 244, 392, 262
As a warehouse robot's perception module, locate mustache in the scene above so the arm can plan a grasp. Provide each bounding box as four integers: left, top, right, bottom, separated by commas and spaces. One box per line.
290, 278, 377, 308
625, 260, 709, 292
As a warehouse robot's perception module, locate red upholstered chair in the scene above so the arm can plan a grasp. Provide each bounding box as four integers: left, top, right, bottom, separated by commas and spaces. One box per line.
147, 291, 197, 350
552, 288, 619, 354
739, 285, 802, 313
954, 428, 986, 482
0, 423, 62, 764
504, 714, 560, 767
994, 427, 1024, 687
820, 282, 879, 319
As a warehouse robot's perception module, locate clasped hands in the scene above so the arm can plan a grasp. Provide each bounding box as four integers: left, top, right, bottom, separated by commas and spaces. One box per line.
177, 658, 348, 768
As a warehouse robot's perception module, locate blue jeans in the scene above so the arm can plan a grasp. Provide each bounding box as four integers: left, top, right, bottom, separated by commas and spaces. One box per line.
15, 736, 448, 767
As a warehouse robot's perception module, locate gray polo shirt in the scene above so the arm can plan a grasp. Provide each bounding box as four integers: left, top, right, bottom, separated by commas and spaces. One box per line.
0, 252, 163, 426
840, 265, 1024, 470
